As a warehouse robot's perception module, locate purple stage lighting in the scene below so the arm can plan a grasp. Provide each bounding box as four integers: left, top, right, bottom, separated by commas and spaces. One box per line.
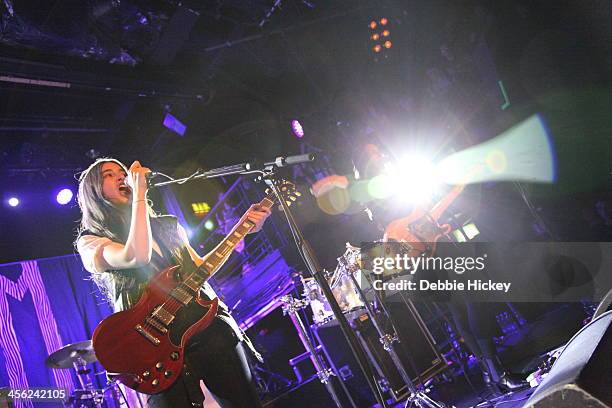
8, 197, 19, 207
163, 113, 187, 136
291, 120, 304, 138
56, 188, 73, 205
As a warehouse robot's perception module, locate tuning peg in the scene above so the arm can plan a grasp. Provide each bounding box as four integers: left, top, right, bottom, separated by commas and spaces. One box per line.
295, 191, 302, 197
289, 196, 297, 201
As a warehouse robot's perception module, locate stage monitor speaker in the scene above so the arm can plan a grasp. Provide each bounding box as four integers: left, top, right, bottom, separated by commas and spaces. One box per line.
314, 302, 447, 403
524, 310, 612, 408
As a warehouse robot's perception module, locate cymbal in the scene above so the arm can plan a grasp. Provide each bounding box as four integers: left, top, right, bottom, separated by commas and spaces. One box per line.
46, 340, 97, 368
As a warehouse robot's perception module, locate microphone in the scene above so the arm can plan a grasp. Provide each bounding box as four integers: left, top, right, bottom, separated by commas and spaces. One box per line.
265, 153, 316, 168
145, 171, 159, 188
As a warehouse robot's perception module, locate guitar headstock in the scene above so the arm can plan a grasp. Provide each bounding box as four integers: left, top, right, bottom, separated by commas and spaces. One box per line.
265, 179, 301, 208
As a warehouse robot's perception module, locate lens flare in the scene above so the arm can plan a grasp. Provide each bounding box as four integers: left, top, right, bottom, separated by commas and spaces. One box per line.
437, 115, 556, 185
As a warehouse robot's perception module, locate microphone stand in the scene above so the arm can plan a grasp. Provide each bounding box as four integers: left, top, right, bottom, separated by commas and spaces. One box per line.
260, 172, 388, 408
148, 153, 388, 407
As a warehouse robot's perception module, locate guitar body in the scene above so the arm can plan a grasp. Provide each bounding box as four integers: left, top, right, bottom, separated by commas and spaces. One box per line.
384, 179, 470, 256
92, 265, 218, 394
384, 208, 452, 257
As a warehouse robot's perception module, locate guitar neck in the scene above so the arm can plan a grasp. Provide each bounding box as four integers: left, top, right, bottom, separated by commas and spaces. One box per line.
191, 196, 275, 284
428, 183, 465, 222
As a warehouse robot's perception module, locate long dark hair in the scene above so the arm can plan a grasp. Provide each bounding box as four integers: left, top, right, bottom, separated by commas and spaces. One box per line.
76, 158, 155, 243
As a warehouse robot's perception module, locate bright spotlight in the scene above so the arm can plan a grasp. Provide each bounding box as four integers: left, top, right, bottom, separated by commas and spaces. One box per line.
8, 197, 19, 207
392, 154, 441, 204
204, 220, 215, 231
56, 188, 74, 205
367, 154, 441, 205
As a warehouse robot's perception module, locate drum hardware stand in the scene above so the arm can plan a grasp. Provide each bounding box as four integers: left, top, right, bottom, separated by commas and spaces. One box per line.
73, 355, 104, 408
148, 153, 388, 407
340, 249, 446, 408
280, 295, 345, 408
46, 341, 106, 408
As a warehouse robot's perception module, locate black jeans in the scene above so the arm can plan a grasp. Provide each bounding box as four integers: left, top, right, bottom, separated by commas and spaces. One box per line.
147, 318, 262, 408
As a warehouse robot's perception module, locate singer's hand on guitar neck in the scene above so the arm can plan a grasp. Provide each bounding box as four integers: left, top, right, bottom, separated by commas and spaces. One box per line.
242, 203, 272, 233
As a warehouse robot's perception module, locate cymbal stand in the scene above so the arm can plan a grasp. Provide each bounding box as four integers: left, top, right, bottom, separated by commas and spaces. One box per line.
339, 251, 446, 408
72, 353, 103, 408
280, 295, 345, 408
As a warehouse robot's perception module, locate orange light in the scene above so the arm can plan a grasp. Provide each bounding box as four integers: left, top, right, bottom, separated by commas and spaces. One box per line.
382, 30, 390, 37
380, 18, 388, 26
373, 44, 382, 53
383, 40, 392, 49
371, 33, 380, 41
369, 21, 377, 29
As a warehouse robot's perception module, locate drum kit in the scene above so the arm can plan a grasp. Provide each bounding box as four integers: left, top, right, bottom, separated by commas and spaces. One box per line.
45, 340, 124, 408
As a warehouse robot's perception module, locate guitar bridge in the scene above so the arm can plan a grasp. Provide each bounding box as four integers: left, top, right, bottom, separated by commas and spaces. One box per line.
135, 324, 160, 346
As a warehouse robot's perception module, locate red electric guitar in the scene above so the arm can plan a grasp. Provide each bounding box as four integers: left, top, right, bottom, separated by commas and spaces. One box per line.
92, 181, 297, 394
384, 165, 483, 257
384, 183, 465, 257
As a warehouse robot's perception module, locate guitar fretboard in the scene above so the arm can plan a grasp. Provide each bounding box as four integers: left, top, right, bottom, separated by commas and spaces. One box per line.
183, 196, 275, 291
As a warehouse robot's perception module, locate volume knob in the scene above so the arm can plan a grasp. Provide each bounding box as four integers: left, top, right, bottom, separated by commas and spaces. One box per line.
155, 362, 164, 370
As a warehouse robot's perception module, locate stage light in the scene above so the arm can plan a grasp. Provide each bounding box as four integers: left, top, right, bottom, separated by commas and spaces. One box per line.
204, 220, 215, 231
367, 154, 441, 205
56, 188, 73, 205
191, 202, 211, 218
8, 197, 19, 207
369, 18, 392, 56
437, 115, 555, 185
162, 112, 186, 136
291, 120, 304, 138
391, 154, 441, 204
